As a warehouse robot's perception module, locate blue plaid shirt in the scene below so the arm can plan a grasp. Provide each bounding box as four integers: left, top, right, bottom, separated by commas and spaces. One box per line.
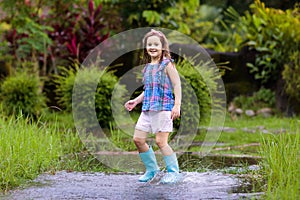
142, 58, 174, 111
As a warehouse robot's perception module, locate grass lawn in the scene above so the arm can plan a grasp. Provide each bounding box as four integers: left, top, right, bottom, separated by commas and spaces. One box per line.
189, 115, 298, 156
1, 111, 298, 199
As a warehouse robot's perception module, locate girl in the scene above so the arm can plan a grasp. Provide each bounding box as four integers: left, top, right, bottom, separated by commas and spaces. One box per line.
124, 29, 182, 184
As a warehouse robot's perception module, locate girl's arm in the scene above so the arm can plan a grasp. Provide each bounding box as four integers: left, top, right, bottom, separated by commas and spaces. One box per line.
166, 62, 181, 119
124, 92, 144, 111
133, 91, 145, 104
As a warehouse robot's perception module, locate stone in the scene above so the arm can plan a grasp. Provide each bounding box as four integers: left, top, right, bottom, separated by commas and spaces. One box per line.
256, 108, 273, 117
235, 108, 243, 115
242, 128, 256, 133
223, 127, 237, 132
245, 110, 255, 117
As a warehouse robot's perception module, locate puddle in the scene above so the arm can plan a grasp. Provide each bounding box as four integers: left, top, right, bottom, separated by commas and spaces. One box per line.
2, 171, 263, 200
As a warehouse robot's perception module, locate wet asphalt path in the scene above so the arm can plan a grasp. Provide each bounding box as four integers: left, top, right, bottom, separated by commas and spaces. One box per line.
2, 171, 262, 200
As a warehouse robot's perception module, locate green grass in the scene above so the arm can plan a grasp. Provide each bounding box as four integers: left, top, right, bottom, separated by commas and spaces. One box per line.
218, 116, 299, 198
0, 112, 108, 193
191, 115, 297, 155
1, 110, 299, 199
224, 115, 294, 131
0, 115, 63, 192
259, 120, 300, 200
109, 127, 136, 151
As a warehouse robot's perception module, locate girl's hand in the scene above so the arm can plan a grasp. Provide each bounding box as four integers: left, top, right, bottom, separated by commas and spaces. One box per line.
124, 100, 137, 111
171, 105, 181, 120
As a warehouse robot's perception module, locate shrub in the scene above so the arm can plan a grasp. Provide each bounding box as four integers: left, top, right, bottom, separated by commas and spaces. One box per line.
0, 71, 45, 117
233, 87, 275, 110
220, 0, 300, 86
243, 1, 300, 85
175, 57, 222, 131
55, 66, 127, 129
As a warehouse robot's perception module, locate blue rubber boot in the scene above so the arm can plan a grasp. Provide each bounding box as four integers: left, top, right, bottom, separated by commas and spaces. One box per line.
160, 153, 182, 184
138, 146, 160, 182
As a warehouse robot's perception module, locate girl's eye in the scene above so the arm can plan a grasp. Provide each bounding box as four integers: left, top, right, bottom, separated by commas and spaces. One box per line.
147, 43, 160, 47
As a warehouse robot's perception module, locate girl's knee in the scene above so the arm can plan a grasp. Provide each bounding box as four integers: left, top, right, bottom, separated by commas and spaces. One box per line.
155, 139, 167, 149
133, 137, 146, 147
155, 132, 169, 149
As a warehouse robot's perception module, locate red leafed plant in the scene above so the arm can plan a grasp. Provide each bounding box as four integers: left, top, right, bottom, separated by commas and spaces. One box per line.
67, 0, 109, 63
1, 0, 110, 75
48, 0, 109, 67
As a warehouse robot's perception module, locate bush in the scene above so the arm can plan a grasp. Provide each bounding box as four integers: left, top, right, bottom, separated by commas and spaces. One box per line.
175, 57, 222, 131
221, 0, 300, 86
233, 87, 275, 110
0, 71, 45, 117
243, 1, 300, 85
55, 66, 127, 129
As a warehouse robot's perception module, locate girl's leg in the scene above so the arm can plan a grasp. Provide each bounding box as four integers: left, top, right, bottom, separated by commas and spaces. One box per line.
156, 132, 181, 184
133, 129, 149, 152
155, 132, 173, 156
134, 129, 160, 182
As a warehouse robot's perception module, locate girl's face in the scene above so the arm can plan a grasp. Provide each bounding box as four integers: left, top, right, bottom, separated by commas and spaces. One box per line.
146, 35, 162, 62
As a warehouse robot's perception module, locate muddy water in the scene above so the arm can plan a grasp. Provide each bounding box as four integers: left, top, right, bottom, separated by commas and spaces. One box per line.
3, 171, 262, 200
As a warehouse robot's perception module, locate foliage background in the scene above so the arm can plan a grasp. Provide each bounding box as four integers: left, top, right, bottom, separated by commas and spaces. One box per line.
0, 0, 298, 117
0, 1, 299, 198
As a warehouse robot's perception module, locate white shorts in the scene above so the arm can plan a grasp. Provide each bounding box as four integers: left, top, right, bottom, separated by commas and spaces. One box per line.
135, 111, 173, 134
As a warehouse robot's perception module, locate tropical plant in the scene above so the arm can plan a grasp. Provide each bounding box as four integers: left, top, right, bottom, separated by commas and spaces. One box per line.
219, 0, 300, 86
45, 0, 109, 70
207, 6, 245, 52
0, 0, 109, 76
207, 0, 300, 113
242, 1, 299, 85
66, 0, 109, 62
0, 22, 13, 79
142, 0, 223, 43
0, 0, 57, 76
115, 0, 176, 28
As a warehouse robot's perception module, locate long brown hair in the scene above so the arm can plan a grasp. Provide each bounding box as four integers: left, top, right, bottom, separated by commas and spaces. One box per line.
141, 29, 171, 64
